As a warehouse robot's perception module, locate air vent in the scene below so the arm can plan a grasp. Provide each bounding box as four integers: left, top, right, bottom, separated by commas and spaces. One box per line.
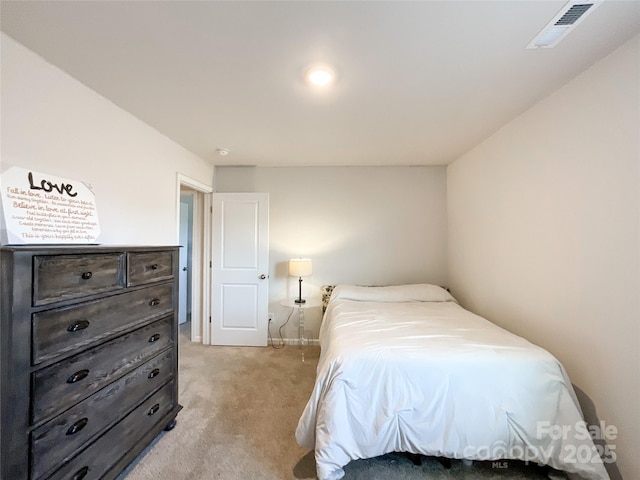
527, 1, 602, 49
556, 4, 594, 25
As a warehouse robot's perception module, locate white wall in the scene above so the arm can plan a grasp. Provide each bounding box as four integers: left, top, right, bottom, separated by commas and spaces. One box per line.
447, 35, 639, 480
215, 165, 448, 340
1, 34, 214, 245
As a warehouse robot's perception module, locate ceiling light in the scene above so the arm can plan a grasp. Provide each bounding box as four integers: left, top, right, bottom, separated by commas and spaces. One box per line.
305, 65, 336, 87
216, 148, 229, 156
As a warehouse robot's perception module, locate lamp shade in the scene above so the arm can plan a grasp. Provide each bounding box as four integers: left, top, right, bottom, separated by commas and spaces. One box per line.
289, 258, 312, 277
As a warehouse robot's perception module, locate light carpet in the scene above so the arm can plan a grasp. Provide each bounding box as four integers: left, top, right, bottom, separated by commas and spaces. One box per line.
118, 325, 558, 480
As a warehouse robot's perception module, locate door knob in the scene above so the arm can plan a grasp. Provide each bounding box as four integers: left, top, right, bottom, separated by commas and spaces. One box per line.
259, 274, 267, 280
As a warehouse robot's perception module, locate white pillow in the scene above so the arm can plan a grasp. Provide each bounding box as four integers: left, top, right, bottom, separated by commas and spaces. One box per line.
330, 284, 457, 303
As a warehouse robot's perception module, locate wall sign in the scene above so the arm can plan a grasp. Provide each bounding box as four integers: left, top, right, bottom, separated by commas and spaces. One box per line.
1, 167, 100, 244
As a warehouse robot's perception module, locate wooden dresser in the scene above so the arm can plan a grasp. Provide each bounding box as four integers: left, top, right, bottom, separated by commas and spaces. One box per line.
0, 245, 181, 480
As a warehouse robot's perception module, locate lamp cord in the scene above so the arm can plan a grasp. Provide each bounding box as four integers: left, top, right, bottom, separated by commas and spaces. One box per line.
268, 308, 294, 349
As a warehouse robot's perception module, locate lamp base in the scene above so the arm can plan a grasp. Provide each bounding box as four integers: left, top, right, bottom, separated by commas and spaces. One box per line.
295, 276, 306, 304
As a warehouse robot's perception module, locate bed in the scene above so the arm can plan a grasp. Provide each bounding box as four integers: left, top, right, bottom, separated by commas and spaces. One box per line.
295, 284, 609, 480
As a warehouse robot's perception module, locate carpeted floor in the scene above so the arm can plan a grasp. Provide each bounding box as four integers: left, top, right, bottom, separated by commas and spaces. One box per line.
117, 324, 560, 480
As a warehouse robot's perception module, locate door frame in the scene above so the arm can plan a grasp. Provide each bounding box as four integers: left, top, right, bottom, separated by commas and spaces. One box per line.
176, 173, 213, 344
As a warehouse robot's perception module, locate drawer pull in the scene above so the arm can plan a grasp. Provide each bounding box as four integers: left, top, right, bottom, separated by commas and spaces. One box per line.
81, 271, 93, 280
66, 417, 89, 436
148, 298, 161, 306
67, 320, 90, 332
67, 369, 90, 384
148, 333, 161, 343
71, 466, 89, 480
148, 368, 160, 379
148, 403, 160, 416
150, 263, 159, 270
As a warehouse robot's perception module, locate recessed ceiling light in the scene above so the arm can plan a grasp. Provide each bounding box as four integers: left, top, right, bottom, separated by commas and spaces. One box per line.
305, 65, 336, 87
216, 148, 229, 156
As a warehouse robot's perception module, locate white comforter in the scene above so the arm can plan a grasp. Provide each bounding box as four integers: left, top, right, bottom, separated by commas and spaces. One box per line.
296, 285, 609, 480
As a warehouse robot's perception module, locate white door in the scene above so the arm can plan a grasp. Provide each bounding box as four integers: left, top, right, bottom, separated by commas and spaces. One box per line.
211, 193, 269, 346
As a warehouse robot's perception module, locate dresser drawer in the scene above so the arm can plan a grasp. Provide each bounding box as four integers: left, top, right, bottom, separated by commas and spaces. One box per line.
33, 254, 125, 306
127, 251, 175, 287
45, 380, 176, 480
32, 318, 173, 424
32, 283, 174, 365
30, 349, 174, 480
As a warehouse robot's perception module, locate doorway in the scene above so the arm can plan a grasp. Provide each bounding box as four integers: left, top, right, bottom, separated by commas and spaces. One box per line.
179, 192, 194, 326
177, 174, 213, 344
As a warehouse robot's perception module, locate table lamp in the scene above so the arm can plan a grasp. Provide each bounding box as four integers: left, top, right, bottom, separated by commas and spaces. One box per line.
289, 258, 312, 304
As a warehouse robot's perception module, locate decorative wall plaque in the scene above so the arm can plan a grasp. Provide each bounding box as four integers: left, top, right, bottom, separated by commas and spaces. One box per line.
1, 166, 100, 244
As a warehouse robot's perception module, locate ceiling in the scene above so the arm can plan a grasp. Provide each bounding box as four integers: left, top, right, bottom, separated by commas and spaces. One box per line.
1, 1, 639, 167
